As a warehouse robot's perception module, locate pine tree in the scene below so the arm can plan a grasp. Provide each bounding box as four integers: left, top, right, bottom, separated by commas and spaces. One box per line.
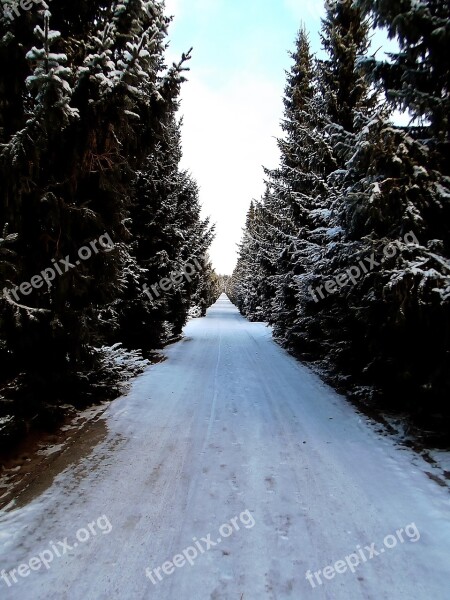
284, 0, 450, 422
320, 0, 372, 133
260, 29, 334, 343
0, 0, 215, 446
233, 30, 332, 334
326, 0, 450, 420
232, 201, 263, 319
357, 0, 450, 146
275, 1, 374, 356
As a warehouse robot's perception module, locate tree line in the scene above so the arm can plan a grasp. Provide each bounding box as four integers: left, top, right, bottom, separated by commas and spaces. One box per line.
0, 0, 219, 448
231, 0, 450, 433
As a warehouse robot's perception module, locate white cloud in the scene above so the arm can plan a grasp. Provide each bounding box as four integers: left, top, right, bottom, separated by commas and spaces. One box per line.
178, 73, 282, 274
165, 0, 291, 273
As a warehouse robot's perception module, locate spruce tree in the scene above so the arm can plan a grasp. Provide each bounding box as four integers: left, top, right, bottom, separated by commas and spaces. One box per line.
232, 201, 266, 320
277, 0, 374, 357
320, 0, 372, 133
263, 30, 330, 338
357, 0, 450, 145
0, 0, 215, 445
329, 0, 450, 421
288, 0, 450, 422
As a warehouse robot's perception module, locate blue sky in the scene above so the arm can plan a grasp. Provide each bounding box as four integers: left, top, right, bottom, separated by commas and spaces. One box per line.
165, 0, 397, 274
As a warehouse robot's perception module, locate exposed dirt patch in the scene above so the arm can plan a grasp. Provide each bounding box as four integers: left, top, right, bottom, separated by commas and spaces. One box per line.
0, 403, 110, 510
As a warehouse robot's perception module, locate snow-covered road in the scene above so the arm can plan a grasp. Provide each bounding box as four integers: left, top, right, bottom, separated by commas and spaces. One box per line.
1, 294, 449, 599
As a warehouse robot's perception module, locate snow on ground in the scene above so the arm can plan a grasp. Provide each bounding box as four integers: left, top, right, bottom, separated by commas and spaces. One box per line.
0, 294, 449, 599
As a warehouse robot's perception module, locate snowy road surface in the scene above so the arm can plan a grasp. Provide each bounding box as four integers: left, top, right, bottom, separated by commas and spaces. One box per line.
1, 294, 450, 599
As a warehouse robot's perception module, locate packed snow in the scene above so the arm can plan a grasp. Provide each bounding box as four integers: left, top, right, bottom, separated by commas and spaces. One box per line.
0, 295, 449, 599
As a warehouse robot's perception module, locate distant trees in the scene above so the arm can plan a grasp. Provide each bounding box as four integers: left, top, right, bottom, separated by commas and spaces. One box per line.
232, 0, 450, 429
0, 0, 217, 447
